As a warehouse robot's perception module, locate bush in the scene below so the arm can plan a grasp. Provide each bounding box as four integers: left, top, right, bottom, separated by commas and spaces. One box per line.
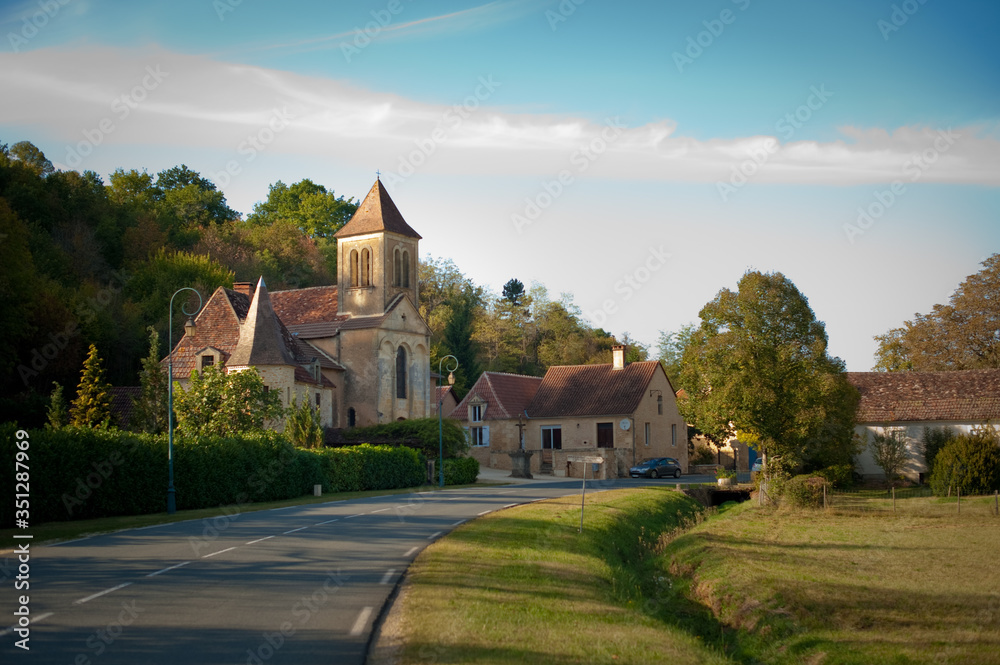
922, 426, 956, 478
814, 464, 856, 488
444, 456, 479, 485
315, 444, 425, 493
691, 445, 715, 465
929, 429, 1000, 497
343, 417, 468, 459
779, 474, 829, 508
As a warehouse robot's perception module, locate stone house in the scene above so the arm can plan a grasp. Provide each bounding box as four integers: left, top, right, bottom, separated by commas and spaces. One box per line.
165, 179, 432, 430
452, 346, 688, 478
847, 369, 1000, 482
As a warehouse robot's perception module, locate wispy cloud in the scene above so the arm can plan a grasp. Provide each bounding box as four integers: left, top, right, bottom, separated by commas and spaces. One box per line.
2, 45, 998, 186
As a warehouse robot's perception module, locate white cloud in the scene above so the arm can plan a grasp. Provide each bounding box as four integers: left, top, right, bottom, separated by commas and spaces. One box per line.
2, 45, 998, 186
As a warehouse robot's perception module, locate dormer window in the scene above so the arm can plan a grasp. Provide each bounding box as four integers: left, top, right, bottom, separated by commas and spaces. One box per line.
468, 397, 486, 423
196, 347, 222, 373
200, 354, 214, 370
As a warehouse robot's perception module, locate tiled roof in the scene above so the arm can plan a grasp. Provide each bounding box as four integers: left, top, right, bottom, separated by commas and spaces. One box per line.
271, 285, 343, 326
164, 286, 244, 379
229, 277, 297, 367
287, 322, 346, 339
452, 372, 543, 422
848, 369, 1000, 423
334, 179, 421, 240
527, 361, 662, 418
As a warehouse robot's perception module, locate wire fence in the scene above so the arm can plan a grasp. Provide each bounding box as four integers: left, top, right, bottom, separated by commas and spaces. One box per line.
825, 486, 1000, 516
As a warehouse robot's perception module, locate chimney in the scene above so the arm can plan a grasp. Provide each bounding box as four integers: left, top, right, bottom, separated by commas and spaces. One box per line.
233, 281, 254, 298
612, 344, 626, 371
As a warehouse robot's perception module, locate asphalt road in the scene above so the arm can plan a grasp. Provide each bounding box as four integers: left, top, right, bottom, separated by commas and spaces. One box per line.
3, 477, 702, 665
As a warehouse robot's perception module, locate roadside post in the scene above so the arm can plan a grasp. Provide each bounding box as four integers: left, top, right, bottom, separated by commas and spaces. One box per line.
567, 455, 604, 532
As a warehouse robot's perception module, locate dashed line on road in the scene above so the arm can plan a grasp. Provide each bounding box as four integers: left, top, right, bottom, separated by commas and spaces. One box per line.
428, 531, 442, 540
246, 535, 275, 545
0, 612, 53, 637
380, 569, 396, 585
503, 503, 517, 509
345, 513, 363, 519
202, 547, 237, 559
283, 526, 308, 534
369, 508, 390, 514
74, 582, 132, 605
316, 519, 339, 525
146, 561, 192, 577
477, 510, 491, 516
451, 519, 466, 526
350, 606, 374, 636
404, 546, 419, 557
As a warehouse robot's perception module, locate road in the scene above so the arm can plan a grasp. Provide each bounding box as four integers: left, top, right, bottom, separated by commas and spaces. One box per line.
2, 475, 712, 665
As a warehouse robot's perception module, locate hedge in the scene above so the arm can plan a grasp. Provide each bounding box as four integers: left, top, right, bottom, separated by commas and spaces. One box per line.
444, 456, 479, 485
0, 424, 426, 527
342, 417, 469, 459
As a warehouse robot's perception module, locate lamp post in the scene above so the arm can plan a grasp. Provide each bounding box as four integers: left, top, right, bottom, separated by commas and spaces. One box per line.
437, 355, 458, 488
167, 287, 203, 514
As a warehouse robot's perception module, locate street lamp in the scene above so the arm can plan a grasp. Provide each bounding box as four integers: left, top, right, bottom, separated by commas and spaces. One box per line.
437, 355, 458, 488
167, 287, 203, 514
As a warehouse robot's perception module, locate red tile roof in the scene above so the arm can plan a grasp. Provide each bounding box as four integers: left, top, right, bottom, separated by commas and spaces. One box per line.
452, 372, 543, 422
271, 285, 343, 326
527, 361, 662, 418
848, 370, 1000, 423
229, 278, 297, 367
334, 179, 421, 240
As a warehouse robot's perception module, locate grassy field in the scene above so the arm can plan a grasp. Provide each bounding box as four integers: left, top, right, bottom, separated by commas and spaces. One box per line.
385, 490, 1000, 665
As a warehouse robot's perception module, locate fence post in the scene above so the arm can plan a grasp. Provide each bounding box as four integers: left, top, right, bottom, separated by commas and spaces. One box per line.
995, 490, 998, 516
957, 486, 961, 514
892, 486, 895, 514
823, 484, 827, 510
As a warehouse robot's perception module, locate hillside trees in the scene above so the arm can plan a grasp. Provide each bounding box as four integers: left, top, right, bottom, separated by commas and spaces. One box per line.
873, 254, 1000, 371
678, 270, 858, 472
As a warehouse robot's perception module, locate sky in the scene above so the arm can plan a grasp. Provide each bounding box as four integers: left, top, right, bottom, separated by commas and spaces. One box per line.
1, 0, 998, 371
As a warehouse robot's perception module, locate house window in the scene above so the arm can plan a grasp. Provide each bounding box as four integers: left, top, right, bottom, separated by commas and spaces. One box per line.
645, 422, 651, 446
471, 404, 483, 422
200, 354, 214, 370
263, 385, 270, 393
671, 424, 677, 447
596, 422, 614, 448
361, 248, 371, 287
348, 407, 356, 428
350, 249, 359, 287
657, 395, 663, 415
541, 426, 562, 450
315, 393, 321, 408
393, 248, 401, 287
396, 347, 407, 399
469, 426, 489, 447
402, 250, 410, 288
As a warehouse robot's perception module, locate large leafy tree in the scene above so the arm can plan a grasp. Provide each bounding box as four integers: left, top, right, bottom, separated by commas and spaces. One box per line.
873, 254, 1000, 371
656, 323, 697, 388
173, 365, 284, 436
679, 270, 858, 469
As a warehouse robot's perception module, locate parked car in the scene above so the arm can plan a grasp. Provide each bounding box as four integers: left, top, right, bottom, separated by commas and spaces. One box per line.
751, 458, 764, 473
629, 457, 682, 479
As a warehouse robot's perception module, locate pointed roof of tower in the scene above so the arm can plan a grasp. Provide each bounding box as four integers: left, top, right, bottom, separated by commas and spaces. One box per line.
334, 179, 421, 240
228, 277, 297, 367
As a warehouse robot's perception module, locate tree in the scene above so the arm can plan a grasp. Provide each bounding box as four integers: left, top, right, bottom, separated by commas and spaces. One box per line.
873, 254, 1000, 371
929, 427, 1000, 496
921, 425, 956, 478
46, 382, 68, 429
286, 395, 323, 448
868, 428, 909, 485
501, 278, 526, 307
9, 140, 54, 176
439, 285, 482, 397
678, 270, 858, 471
656, 323, 697, 387
69, 344, 113, 427
173, 365, 284, 437
246, 179, 357, 240
131, 327, 169, 434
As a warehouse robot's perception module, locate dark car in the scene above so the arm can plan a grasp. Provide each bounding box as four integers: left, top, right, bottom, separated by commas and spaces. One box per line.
629, 457, 682, 479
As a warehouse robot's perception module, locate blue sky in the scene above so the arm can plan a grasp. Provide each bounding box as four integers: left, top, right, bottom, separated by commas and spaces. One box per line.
1, 0, 998, 370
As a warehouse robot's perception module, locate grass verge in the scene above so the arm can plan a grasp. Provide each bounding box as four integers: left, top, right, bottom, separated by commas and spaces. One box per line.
388, 487, 735, 665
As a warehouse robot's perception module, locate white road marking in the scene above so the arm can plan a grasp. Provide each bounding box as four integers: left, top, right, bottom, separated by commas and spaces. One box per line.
345, 513, 363, 519
269, 506, 297, 512
350, 607, 374, 636
369, 508, 389, 514
146, 561, 191, 577
503, 503, 517, 508
428, 531, 442, 540
283, 526, 308, 534
451, 519, 466, 526
404, 546, 419, 557
202, 547, 237, 559
316, 519, 340, 525
74, 582, 132, 605
48, 536, 93, 547
0, 612, 53, 637
246, 536, 275, 545
380, 569, 396, 585
477, 510, 491, 516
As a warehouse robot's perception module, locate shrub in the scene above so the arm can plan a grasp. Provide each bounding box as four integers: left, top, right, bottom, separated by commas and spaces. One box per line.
814, 464, 855, 488
315, 444, 425, 493
343, 417, 469, 459
929, 428, 1000, 497
922, 426, 956, 478
444, 456, 479, 485
691, 445, 715, 465
780, 474, 829, 508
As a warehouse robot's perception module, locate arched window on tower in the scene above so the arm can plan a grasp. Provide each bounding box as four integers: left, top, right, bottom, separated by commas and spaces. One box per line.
350, 249, 359, 287
361, 248, 371, 287
393, 248, 401, 287
402, 250, 410, 288
396, 347, 407, 399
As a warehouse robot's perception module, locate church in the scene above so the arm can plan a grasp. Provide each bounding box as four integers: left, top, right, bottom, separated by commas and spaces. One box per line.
165, 179, 432, 429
